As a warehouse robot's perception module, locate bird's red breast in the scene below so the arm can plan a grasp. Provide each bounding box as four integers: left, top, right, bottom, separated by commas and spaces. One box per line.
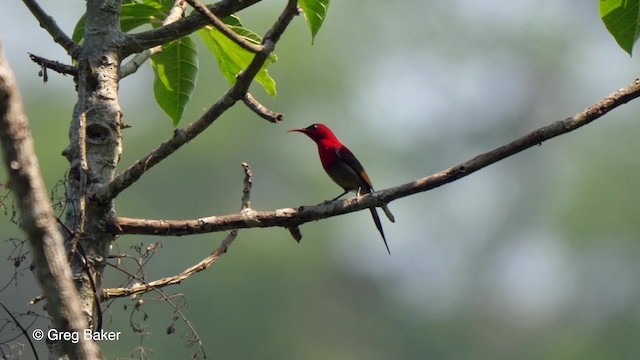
288, 123, 373, 194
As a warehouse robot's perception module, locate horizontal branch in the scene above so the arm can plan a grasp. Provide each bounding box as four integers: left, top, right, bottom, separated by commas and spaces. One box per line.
28, 53, 77, 79
122, 0, 263, 57
110, 78, 640, 237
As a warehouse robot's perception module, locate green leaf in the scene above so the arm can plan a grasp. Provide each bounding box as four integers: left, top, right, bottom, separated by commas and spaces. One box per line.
198, 24, 277, 97
151, 36, 199, 126
72, 3, 166, 43
222, 15, 263, 45
139, 0, 175, 12
600, 0, 640, 56
299, 0, 330, 44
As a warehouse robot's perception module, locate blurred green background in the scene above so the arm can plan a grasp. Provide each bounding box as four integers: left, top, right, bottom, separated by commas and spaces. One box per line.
2, 1, 640, 359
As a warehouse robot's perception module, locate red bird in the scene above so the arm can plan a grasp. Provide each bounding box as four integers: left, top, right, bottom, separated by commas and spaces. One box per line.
289, 123, 395, 254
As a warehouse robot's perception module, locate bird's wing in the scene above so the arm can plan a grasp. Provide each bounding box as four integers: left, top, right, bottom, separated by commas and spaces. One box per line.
335, 146, 373, 191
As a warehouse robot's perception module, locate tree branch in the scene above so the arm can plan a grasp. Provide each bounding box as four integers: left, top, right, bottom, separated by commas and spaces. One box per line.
120, 0, 187, 79
102, 230, 238, 300
121, 0, 264, 57
0, 43, 100, 359
28, 53, 77, 81
243, 92, 284, 123
95, 0, 299, 203
185, 0, 263, 53
22, 0, 80, 57
109, 78, 640, 237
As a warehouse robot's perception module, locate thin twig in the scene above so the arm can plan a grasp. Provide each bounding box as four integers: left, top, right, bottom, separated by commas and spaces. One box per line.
122, 0, 264, 56
102, 223, 238, 300
109, 78, 640, 237
243, 92, 284, 123
0, 302, 39, 360
241, 162, 253, 210
28, 53, 77, 81
103, 161, 253, 299
120, 0, 187, 79
185, 0, 263, 53
95, 0, 299, 203
21, 0, 79, 57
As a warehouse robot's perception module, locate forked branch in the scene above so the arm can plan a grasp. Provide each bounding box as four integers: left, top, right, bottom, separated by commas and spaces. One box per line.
95, 0, 299, 203
122, 0, 264, 56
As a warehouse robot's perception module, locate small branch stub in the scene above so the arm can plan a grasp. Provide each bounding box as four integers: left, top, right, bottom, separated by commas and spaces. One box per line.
241, 162, 253, 210
243, 93, 284, 123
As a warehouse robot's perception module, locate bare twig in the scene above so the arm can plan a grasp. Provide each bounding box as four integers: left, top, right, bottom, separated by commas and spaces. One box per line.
185, 0, 263, 53
28, 53, 77, 81
0, 302, 39, 360
103, 163, 256, 299
103, 162, 253, 300
109, 78, 640, 237
96, 0, 300, 203
243, 92, 284, 123
241, 162, 253, 210
21, 0, 79, 57
104, 247, 203, 297
0, 43, 100, 359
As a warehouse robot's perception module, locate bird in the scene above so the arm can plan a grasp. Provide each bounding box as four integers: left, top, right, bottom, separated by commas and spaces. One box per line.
288, 123, 395, 254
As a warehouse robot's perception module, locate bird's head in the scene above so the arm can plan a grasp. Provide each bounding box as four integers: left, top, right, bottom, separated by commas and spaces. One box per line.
288, 123, 336, 142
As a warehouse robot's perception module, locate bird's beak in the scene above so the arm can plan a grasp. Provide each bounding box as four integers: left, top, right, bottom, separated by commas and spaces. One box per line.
287, 128, 305, 134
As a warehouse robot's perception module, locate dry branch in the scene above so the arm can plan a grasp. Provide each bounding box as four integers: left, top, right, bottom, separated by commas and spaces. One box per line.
103, 162, 254, 300
110, 79, 640, 237
22, 0, 79, 57
243, 92, 284, 123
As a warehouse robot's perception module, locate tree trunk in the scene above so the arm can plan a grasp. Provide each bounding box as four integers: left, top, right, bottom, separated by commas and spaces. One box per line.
54, 0, 124, 357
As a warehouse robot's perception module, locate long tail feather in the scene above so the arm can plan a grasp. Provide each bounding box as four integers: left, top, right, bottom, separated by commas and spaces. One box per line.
369, 207, 391, 255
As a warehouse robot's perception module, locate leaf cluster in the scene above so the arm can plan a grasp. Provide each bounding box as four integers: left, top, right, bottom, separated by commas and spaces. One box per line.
71, 0, 330, 126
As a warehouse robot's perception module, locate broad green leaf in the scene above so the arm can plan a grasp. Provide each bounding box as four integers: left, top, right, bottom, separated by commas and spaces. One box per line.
72, 3, 166, 43
198, 25, 277, 97
222, 15, 263, 44
151, 36, 199, 126
299, 0, 330, 44
139, 0, 175, 12
600, 0, 640, 56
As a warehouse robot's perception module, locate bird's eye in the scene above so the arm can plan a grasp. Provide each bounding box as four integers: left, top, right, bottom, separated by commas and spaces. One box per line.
308, 124, 318, 131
